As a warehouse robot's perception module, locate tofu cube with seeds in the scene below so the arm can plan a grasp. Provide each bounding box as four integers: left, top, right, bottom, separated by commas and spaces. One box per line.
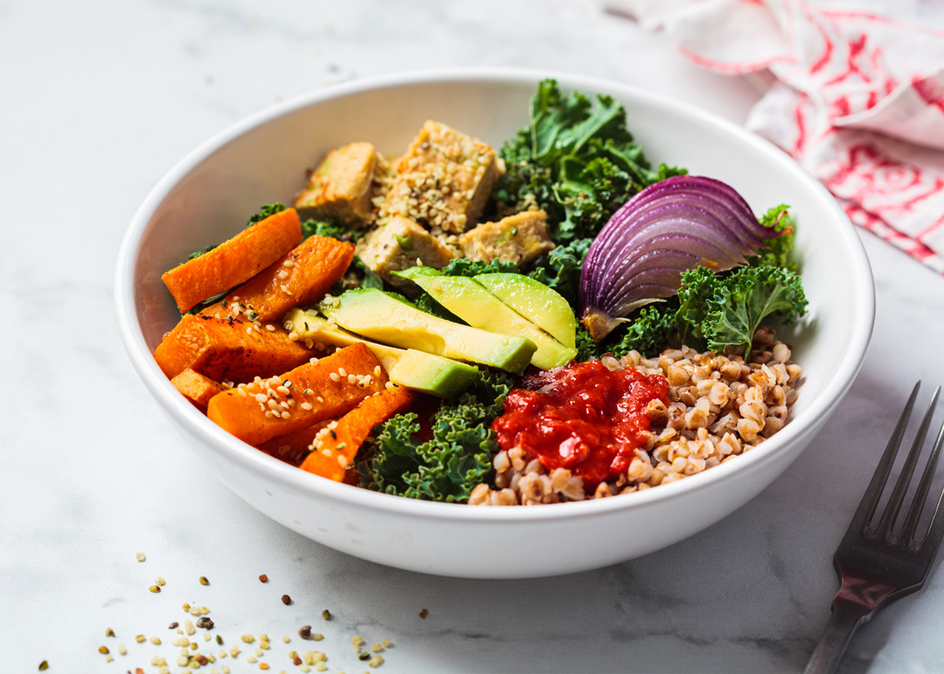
459, 209, 555, 266
382, 121, 503, 234
356, 216, 456, 286
294, 142, 378, 225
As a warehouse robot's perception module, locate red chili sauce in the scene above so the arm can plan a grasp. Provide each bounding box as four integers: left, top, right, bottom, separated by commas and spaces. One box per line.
492, 361, 670, 490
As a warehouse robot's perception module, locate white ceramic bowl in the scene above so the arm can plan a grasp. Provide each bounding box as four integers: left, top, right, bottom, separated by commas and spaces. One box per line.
115, 69, 874, 579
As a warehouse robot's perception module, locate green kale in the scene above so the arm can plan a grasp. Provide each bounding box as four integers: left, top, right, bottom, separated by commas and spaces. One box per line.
526, 237, 591, 308
360, 370, 514, 502
676, 265, 807, 355
246, 202, 287, 227
301, 217, 348, 240
438, 258, 519, 277
188, 245, 216, 261
494, 79, 686, 242
748, 204, 797, 271
606, 300, 680, 359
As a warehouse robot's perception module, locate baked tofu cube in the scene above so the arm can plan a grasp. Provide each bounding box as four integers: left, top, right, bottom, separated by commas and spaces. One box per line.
294, 142, 377, 225
381, 121, 503, 234
356, 216, 457, 285
459, 209, 555, 266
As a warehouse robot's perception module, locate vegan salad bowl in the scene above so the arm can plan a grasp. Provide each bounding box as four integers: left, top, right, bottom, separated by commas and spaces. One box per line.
115, 69, 874, 578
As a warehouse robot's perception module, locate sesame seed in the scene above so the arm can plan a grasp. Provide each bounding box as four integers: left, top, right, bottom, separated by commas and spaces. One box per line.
151, 637, 162, 645
149, 585, 161, 593
280, 411, 291, 419
283, 259, 294, 268
136, 635, 146, 643
265, 324, 275, 331
118, 644, 127, 655
242, 635, 255, 644
347, 374, 357, 384
329, 373, 340, 382
135, 552, 146, 562
301, 402, 312, 411
338, 368, 347, 377
155, 577, 165, 586
288, 331, 299, 341
282, 636, 290, 643
337, 455, 348, 468
98, 646, 110, 655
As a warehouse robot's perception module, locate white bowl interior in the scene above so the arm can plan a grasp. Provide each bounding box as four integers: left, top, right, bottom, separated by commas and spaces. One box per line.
117, 69, 874, 578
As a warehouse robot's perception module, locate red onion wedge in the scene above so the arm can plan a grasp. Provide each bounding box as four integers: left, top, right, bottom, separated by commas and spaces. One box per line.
579, 175, 784, 341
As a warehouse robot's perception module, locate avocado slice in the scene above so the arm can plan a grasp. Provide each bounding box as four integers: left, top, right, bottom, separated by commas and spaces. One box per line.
396, 267, 577, 370
474, 272, 577, 348
320, 288, 536, 374
283, 308, 479, 398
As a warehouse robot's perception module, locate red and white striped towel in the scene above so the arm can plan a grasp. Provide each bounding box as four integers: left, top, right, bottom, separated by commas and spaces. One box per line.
609, 0, 944, 274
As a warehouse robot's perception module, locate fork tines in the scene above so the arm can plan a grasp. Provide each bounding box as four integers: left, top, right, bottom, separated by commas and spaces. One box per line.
847, 382, 944, 552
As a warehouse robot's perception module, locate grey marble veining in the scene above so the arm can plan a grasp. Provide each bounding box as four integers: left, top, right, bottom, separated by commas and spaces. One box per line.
2, 1, 944, 672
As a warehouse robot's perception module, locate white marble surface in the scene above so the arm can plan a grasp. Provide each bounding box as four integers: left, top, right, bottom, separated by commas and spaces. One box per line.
3, 1, 944, 672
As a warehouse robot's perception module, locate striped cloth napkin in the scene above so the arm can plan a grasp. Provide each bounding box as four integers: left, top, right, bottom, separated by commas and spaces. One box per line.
607, 0, 944, 274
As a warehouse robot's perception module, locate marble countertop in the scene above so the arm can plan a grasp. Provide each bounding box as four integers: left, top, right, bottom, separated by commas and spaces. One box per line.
3, 1, 944, 672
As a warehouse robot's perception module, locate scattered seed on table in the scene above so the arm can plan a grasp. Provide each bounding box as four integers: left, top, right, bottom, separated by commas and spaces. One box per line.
38, 661, 48, 671
282, 635, 290, 643
258, 574, 268, 583
150, 637, 161, 645
419, 608, 429, 619
155, 577, 166, 587
281, 594, 292, 605
168, 622, 179, 630
199, 576, 209, 586
135, 552, 146, 562
369, 655, 384, 668
135, 634, 146, 643
321, 610, 331, 621
197, 617, 214, 630
148, 585, 161, 593
118, 644, 127, 655
105, 628, 114, 638
98, 646, 109, 655
298, 625, 311, 639
358, 652, 370, 661
216, 635, 224, 646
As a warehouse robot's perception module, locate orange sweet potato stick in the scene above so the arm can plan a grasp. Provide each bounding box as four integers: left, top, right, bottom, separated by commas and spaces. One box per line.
206, 342, 388, 446
202, 235, 355, 323
161, 208, 303, 313
154, 314, 312, 381
170, 368, 226, 411
257, 419, 334, 467
299, 384, 415, 482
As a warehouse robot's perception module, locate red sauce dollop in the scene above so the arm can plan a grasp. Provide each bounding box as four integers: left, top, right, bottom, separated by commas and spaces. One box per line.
492, 361, 670, 490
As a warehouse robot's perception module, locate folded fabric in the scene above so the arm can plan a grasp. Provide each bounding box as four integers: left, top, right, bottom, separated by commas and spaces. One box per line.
608, 0, 944, 274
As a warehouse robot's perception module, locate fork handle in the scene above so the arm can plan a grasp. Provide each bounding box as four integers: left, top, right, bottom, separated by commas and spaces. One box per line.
804, 600, 871, 674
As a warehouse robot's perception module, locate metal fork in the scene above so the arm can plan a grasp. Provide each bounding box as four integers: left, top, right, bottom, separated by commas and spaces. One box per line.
805, 381, 944, 674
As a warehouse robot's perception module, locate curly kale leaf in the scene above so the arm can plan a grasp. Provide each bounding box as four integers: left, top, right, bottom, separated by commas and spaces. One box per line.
676, 265, 807, 355
748, 204, 797, 271
438, 258, 520, 278
361, 370, 514, 503
495, 79, 687, 242
606, 300, 680, 359
526, 237, 591, 308
247, 202, 287, 227
301, 217, 346, 240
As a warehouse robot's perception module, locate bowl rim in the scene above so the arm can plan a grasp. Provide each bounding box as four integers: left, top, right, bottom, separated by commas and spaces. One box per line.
114, 66, 875, 524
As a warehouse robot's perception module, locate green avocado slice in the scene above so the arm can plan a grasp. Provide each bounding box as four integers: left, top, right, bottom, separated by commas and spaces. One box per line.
396, 267, 577, 370
320, 289, 536, 374
474, 272, 577, 348
283, 309, 479, 398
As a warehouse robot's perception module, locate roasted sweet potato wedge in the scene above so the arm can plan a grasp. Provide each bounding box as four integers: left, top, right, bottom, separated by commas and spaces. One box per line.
202, 235, 355, 323
161, 208, 303, 313
299, 384, 415, 482
206, 343, 387, 446
154, 314, 312, 382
